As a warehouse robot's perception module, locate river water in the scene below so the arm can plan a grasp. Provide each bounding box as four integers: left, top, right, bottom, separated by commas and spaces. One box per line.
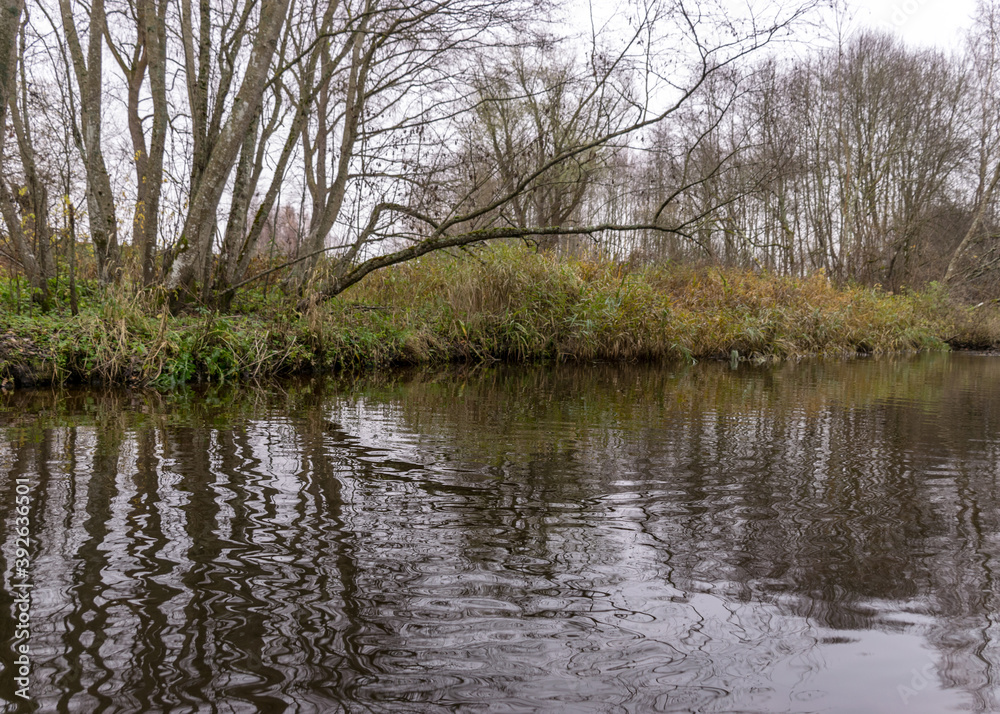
1, 353, 999, 712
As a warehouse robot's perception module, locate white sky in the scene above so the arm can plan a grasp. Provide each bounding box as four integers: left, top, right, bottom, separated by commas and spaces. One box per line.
851, 0, 978, 47
578, 1, 982, 55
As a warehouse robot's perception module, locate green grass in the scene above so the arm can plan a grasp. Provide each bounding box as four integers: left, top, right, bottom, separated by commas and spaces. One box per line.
0, 244, 985, 388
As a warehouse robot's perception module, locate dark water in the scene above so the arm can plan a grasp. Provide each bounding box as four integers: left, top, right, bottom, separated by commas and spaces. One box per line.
1, 354, 1000, 712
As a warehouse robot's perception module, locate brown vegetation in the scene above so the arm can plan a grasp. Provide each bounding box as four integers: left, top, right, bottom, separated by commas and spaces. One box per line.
0, 246, 980, 389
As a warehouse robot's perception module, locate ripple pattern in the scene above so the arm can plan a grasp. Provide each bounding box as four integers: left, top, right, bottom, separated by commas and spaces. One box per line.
0, 356, 996, 711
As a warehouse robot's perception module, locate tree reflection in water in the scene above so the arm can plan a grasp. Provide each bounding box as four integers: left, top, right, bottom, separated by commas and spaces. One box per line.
0, 353, 996, 712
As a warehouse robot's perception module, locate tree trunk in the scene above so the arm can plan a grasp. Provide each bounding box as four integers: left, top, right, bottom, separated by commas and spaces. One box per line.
165, 0, 292, 305
59, 0, 120, 282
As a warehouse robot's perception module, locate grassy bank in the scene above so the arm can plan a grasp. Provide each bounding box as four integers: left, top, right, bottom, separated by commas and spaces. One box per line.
0, 246, 992, 388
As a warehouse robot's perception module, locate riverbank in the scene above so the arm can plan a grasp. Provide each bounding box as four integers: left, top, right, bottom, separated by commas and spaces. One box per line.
0, 246, 993, 388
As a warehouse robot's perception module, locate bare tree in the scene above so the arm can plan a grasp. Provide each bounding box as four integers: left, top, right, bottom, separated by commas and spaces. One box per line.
645, 30, 967, 287
444, 43, 631, 253
0, 0, 23, 153
0, 2, 61, 305
8, 0, 830, 308
59, 0, 121, 282
163, 0, 293, 302
284, 0, 547, 291
946, 0, 1000, 286
103, 0, 169, 285
288, 0, 820, 306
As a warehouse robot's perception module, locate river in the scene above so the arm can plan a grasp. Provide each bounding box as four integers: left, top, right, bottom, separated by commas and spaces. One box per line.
1, 353, 998, 712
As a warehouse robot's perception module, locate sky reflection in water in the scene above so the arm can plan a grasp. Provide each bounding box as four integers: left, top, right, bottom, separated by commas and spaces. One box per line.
0, 353, 996, 712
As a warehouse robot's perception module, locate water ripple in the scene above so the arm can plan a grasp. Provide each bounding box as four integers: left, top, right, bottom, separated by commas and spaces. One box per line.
0, 357, 997, 711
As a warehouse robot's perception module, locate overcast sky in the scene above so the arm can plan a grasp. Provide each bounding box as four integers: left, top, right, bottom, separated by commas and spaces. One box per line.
852, 0, 977, 47
578, 1, 981, 54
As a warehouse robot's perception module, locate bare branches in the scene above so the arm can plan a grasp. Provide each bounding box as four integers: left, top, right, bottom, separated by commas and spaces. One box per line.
14, 0, 840, 308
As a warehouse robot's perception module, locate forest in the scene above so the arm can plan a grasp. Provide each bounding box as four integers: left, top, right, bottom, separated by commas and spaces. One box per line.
3, 0, 997, 300
0, 0, 997, 385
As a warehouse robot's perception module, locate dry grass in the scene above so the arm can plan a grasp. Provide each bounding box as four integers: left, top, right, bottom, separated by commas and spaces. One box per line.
349, 245, 953, 363
0, 244, 973, 388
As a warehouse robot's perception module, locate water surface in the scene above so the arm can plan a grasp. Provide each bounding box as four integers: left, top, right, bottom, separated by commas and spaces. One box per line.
1, 354, 999, 712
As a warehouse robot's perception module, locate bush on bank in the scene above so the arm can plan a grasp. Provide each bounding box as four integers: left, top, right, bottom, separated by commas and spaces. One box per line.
0, 245, 988, 388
